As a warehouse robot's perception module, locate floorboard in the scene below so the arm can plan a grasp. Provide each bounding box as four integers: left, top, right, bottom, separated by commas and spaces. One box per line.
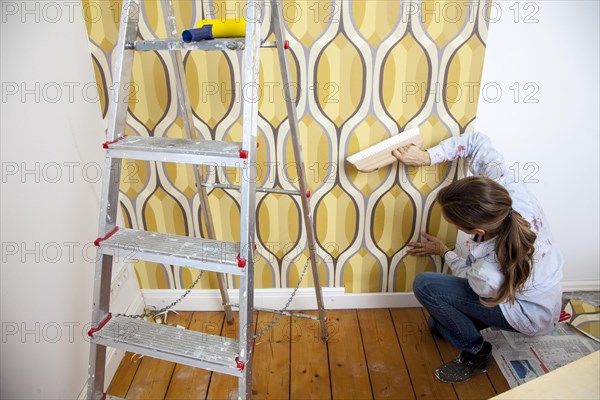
390, 308, 458, 400
165, 311, 224, 400
106, 351, 142, 398
290, 311, 331, 400
206, 312, 257, 400
125, 312, 193, 399
487, 363, 511, 394
252, 312, 291, 399
357, 309, 415, 400
327, 310, 372, 399
106, 308, 510, 399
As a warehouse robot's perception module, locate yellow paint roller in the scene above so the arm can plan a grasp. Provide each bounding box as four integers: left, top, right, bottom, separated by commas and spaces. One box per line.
196, 18, 246, 38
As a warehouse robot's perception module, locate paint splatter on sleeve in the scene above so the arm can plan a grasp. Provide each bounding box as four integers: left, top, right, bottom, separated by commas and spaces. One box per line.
426, 132, 511, 186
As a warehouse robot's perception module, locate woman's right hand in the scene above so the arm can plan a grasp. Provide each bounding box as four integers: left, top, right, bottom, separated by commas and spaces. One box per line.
392, 145, 431, 166
407, 232, 449, 257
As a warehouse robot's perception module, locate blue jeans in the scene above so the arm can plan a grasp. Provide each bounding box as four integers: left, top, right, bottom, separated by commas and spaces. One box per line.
413, 272, 517, 354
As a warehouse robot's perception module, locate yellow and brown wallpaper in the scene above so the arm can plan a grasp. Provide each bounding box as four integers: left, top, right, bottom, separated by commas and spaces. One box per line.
84, 0, 490, 293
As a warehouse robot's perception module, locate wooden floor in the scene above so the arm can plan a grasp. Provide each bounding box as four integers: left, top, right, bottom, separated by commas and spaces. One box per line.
107, 308, 510, 399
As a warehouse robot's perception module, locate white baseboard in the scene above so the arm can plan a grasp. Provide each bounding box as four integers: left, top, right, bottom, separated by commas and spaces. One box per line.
141, 287, 422, 310
141, 279, 600, 313
562, 280, 600, 292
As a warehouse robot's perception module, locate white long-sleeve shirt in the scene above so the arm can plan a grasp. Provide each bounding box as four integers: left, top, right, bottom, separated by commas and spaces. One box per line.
426, 132, 563, 336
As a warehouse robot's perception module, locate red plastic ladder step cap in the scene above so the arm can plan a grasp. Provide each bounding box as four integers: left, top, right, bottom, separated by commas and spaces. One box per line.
235, 356, 245, 371
87, 313, 113, 337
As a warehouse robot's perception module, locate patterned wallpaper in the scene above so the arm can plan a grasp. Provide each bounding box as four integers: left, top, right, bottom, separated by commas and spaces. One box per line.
84, 0, 490, 293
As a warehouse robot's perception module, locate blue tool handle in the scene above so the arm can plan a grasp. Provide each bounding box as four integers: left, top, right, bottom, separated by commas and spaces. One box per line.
182, 25, 214, 43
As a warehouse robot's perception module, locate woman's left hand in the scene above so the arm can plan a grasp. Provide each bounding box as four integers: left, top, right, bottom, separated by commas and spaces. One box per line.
407, 232, 448, 257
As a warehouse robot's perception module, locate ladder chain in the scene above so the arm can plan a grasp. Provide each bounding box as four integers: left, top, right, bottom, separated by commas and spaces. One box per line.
114, 255, 309, 338
116, 270, 205, 319
253, 257, 311, 340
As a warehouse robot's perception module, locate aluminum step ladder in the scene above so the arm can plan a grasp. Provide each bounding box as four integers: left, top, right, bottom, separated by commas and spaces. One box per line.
87, 1, 328, 399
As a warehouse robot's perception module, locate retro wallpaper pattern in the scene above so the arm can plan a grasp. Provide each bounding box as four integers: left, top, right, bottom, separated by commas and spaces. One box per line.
84, 0, 490, 292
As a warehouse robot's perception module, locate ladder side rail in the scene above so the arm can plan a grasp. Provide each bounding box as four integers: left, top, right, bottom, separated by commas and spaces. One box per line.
159, 0, 234, 324
106, 0, 140, 141
238, 1, 263, 398
270, 0, 328, 340
88, 0, 141, 398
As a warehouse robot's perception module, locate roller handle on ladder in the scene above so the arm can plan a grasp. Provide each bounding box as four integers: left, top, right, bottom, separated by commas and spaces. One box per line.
182, 25, 214, 43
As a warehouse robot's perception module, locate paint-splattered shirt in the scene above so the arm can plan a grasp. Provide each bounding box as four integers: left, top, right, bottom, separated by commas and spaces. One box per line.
427, 132, 563, 336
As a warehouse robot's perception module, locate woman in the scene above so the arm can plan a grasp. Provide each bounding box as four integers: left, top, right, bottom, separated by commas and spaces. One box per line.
392, 132, 563, 383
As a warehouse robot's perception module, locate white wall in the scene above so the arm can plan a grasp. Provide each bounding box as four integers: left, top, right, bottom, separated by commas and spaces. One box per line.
475, 1, 600, 286
0, 4, 140, 399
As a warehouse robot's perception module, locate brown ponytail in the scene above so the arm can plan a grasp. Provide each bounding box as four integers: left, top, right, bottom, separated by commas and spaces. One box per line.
437, 176, 537, 305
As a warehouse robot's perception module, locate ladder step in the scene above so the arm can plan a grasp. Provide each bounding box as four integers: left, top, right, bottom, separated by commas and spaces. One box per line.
105, 136, 245, 167
91, 315, 242, 377
97, 228, 244, 276
203, 182, 302, 196
132, 38, 277, 52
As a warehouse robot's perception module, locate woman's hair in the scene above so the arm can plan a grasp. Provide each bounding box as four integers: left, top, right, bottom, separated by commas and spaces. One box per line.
437, 176, 537, 305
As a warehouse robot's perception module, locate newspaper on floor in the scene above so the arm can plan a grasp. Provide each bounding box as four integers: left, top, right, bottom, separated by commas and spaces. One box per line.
482, 324, 600, 388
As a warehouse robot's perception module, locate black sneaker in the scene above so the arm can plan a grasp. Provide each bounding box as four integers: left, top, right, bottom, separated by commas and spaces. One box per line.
434, 342, 494, 383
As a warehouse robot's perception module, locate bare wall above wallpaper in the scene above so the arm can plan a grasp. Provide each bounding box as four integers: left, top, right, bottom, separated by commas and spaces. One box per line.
84, 0, 490, 293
